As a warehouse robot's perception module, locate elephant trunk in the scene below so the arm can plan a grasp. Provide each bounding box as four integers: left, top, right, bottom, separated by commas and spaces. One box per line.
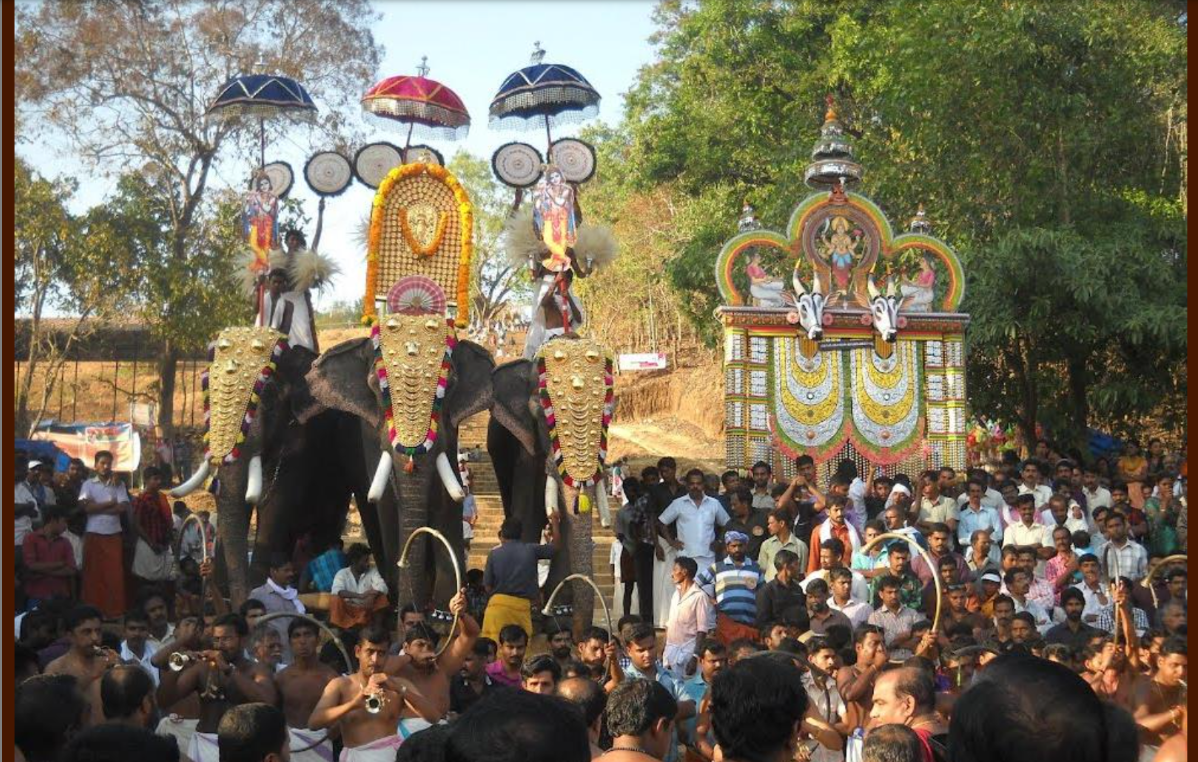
170, 459, 211, 497
435, 452, 465, 502
559, 480, 595, 639
245, 455, 263, 503
218, 463, 252, 606
368, 452, 393, 503
594, 478, 611, 529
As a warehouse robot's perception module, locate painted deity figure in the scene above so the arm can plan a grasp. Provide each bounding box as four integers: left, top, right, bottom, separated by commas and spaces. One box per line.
899, 254, 935, 312
532, 165, 576, 272
244, 174, 280, 275
745, 250, 789, 307
821, 216, 860, 294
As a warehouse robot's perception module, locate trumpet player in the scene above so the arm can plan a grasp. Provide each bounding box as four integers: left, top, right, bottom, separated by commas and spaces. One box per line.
161, 612, 278, 762
309, 623, 437, 762
45, 604, 120, 727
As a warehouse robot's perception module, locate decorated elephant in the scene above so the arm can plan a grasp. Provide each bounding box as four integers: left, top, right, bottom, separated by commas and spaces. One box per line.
488, 335, 614, 636
303, 311, 495, 610
171, 326, 357, 605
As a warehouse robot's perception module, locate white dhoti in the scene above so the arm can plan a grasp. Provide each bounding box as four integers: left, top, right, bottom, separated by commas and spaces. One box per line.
290, 728, 335, 762
133, 538, 177, 580
339, 734, 404, 762
750, 281, 788, 307
157, 716, 199, 762
652, 544, 679, 627
398, 716, 446, 740
187, 731, 220, 762
523, 274, 583, 360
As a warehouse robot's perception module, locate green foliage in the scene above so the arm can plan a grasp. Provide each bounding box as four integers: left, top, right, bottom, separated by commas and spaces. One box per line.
592, 0, 1186, 437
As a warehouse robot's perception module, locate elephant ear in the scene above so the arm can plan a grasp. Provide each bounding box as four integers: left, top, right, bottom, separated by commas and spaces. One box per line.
445, 339, 496, 430
304, 337, 383, 429
490, 359, 539, 455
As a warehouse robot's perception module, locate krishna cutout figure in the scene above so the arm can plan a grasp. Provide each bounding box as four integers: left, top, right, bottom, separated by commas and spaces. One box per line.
525, 164, 588, 358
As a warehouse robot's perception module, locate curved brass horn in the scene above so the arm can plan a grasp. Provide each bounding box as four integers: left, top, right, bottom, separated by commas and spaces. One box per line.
1142, 554, 1187, 609
859, 532, 943, 634
542, 573, 614, 642
397, 527, 463, 658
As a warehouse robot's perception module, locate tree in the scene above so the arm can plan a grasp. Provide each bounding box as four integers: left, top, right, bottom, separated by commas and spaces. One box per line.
605, 0, 1186, 439
14, 158, 135, 436
447, 152, 532, 331
15, 0, 383, 434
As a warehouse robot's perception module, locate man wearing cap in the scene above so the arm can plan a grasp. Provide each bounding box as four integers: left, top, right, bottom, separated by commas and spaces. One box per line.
696, 529, 764, 645
659, 468, 731, 574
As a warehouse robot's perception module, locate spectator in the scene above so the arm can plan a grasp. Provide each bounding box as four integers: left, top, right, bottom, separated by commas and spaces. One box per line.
659, 469, 732, 573
450, 638, 499, 715
521, 654, 562, 695
1017, 461, 1053, 509
481, 514, 561, 642
869, 665, 947, 754
758, 508, 809, 582
217, 702, 289, 762
909, 523, 968, 589
663, 555, 714, 677
556, 676, 607, 759
248, 554, 305, 664
806, 500, 861, 575
756, 548, 809, 631
15, 674, 90, 762
710, 656, 809, 762
79, 451, 131, 619
957, 479, 1003, 549
915, 470, 959, 537
118, 609, 159, 686
58, 724, 180, 762
301, 538, 347, 594
806, 578, 853, 638
829, 567, 872, 629
100, 664, 157, 727
678, 641, 726, 753
697, 530, 764, 645
604, 679, 679, 762
131, 466, 176, 592
444, 689, 591, 762
329, 543, 390, 629
802, 636, 848, 762
178, 509, 215, 567
868, 576, 922, 661
485, 624, 528, 688
21, 504, 76, 607
863, 724, 927, 762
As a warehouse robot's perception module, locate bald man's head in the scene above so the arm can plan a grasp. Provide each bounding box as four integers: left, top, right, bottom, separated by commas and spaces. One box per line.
556, 676, 606, 730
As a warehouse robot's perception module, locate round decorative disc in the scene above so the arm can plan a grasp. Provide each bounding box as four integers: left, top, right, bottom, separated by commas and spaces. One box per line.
387, 275, 447, 316
304, 151, 353, 197
492, 142, 544, 188
549, 138, 597, 184
403, 144, 445, 167
354, 142, 404, 189
261, 161, 294, 198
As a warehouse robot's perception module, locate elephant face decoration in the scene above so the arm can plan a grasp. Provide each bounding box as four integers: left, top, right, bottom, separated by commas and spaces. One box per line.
372, 311, 456, 457
536, 337, 614, 488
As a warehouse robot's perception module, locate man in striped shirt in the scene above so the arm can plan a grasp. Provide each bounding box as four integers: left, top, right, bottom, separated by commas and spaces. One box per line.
697, 530, 764, 646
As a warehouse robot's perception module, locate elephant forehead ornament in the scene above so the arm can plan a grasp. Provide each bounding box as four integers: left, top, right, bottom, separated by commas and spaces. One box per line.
203, 326, 288, 464
372, 310, 456, 456
536, 337, 615, 488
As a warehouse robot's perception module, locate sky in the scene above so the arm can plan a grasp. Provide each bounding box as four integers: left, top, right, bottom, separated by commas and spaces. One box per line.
18, 0, 661, 314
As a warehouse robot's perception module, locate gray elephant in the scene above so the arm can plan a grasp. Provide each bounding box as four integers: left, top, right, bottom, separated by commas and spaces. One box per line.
171, 326, 357, 605
487, 336, 613, 636
303, 314, 495, 610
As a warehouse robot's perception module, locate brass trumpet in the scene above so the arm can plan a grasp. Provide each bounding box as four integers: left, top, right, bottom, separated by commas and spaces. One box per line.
169, 652, 196, 672
364, 692, 388, 714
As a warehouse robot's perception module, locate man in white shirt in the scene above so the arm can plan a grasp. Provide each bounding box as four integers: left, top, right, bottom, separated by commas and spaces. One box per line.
1004, 567, 1051, 634
262, 267, 316, 354
1040, 495, 1089, 536
1097, 511, 1147, 583
329, 543, 390, 630
119, 609, 160, 686
14, 462, 40, 550
1002, 495, 1047, 553
663, 556, 714, 678
79, 450, 131, 619
955, 468, 1004, 513
1071, 553, 1110, 626
1081, 466, 1113, 516
1017, 461, 1053, 508
658, 468, 731, 573
827, 567, 871, 629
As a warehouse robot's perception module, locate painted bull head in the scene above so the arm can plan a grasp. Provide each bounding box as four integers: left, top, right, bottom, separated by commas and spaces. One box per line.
171, 325, 287, 502
365, 312, 463, 504
867, 275, 900, 343
787, 271, 828, 341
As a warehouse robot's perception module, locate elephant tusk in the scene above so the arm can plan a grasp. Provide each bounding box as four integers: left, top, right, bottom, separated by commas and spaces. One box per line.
170, 459, 211, 497
245, 455, 263, 504
594, 478, 612, 528
368, 453, 393, 503
436, 452, 465, 502
544, 475, 559, 517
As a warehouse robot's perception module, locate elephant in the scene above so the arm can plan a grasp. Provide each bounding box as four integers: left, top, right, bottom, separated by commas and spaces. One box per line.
487, 335, 613, 637
302, 313, 495, 611
171, 326, 358, 605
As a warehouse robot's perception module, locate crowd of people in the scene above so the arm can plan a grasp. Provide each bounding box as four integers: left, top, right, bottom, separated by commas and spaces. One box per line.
12, 440, 1188, 762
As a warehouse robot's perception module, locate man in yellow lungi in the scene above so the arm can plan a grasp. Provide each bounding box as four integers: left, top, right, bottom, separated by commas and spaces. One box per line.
480, 513, 562, 642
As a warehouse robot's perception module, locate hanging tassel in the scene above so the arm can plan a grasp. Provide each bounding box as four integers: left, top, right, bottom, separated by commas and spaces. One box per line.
404, 455, 416, 474
208, 477, 221, 496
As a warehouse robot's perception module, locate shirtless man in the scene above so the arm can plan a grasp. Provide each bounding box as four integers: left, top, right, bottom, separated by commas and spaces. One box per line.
276, 618, 340, 762
166, 612, 279, 762
1132, 636, 1187, 757
150, 615, 206, 760
44, 604, 120, 726
309, 623, 439, 762
385, 589, 480, 738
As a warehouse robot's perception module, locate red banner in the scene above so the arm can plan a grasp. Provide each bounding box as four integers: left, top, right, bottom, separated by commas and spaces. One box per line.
32, 423, 142, 473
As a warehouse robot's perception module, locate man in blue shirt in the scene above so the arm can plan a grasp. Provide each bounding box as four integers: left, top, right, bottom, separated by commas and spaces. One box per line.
622, 621, 693, 762
679, 641, 727, 753
697, 530, 765, 645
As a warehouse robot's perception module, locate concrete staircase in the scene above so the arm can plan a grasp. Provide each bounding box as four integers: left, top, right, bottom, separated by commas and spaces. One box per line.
458, 410, 624, 624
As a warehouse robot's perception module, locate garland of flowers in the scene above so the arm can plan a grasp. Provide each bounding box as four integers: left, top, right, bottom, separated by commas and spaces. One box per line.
537, 356, 615, 488
371, 319, 456, 456
363, 162, 474, 328
200, 338, 289, 466
399, 208, 449, 257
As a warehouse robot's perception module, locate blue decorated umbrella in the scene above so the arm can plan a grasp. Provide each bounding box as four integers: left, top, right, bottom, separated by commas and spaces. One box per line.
206, 68, 318, 167
489, 42, 600, 150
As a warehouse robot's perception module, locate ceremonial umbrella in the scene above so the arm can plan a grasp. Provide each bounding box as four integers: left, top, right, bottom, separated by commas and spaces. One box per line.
206, 69, 318, 167
489, 42, 601, 149
361, 57, 471, 147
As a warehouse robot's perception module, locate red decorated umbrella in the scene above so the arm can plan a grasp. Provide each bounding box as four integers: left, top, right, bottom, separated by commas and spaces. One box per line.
361, 57, 470, 147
